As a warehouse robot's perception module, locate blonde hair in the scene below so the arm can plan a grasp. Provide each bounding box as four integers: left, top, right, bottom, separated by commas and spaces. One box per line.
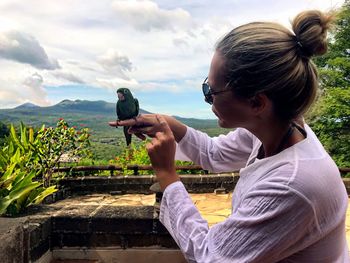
216, 10, 333, 120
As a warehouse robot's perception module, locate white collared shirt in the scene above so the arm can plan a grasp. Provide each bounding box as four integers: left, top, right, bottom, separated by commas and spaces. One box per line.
160, 125, 349, 262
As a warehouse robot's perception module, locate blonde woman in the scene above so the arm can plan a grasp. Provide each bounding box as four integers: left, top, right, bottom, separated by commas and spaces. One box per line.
110, 10, 348, 262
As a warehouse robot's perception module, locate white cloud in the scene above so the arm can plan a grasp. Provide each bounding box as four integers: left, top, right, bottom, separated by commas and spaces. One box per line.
0, 0, 346, 117
52, 71, 85, 84
0, 89, 22, 108
173, 36, 192, 48
111, 0, 194, 31
23, 72, 43, 88
0, 70, 50, 108
95, 77, 186, 93
0, 31, 60, 70
97, 49, 133, 80
96, 77, 139, 90
22, 73, 50, 106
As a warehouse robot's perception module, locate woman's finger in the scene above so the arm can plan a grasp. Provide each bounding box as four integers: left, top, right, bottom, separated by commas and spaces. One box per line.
146, 141, 153, 152
117, 118, 138, 127
108, 121, 119, 127
121, 115, 157, 128
156, 115, 174, 137
128, 125, 154, 134
134, 132, 146, 140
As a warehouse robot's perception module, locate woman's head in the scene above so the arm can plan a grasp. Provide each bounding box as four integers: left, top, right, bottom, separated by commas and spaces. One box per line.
215, 10, 333, 121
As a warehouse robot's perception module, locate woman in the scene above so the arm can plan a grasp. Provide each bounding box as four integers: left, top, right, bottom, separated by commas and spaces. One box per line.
109, 10, 348, 262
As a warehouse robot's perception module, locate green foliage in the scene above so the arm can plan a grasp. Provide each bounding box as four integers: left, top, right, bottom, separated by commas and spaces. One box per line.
38, 118, 92, 185
0, 119, 92, 216
0, 121, 9, 138
308, 87, 350, 167
0, 123, 56, 215
308, 1, 350, 169
110, 141, 201, 175
111, 142, 151, 175
0, 121, 10, 146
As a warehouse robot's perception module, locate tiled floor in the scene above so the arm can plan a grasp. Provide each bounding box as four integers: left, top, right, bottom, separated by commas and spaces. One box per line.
51, 260, 98, 263
346, 199, 350, 249
56, 193, 350, 250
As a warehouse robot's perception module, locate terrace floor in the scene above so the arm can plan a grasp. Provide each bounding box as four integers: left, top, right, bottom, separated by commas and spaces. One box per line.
53, 193, 350, 251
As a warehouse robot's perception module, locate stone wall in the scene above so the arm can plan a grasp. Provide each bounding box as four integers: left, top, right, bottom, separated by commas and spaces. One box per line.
57, 173, 240, 196
0, 174, 348, 262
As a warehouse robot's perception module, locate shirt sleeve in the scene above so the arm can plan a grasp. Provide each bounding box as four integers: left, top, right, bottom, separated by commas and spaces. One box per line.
160, 181, 317, 263
175, 127, 254, 173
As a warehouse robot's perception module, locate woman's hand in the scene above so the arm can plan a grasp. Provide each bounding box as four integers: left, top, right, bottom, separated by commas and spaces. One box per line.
108, 114, 163, 140
146, 115, 179, 191
108, 114, 187, 142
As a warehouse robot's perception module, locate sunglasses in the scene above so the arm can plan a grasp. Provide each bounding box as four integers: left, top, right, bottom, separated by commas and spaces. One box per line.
202, 77, 232, 105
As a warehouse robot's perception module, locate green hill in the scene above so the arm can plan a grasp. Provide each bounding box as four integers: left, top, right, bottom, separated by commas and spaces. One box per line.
0, 99, 150, 125
0, 100, 230, 161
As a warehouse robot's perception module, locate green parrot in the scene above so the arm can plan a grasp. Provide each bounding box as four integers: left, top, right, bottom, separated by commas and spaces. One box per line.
116, 88, 139, 146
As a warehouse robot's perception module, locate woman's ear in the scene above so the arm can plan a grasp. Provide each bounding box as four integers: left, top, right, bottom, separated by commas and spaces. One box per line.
248, 93, 270, 114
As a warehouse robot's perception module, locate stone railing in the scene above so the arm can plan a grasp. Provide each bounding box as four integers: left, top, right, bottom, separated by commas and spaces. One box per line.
53, 165, 350, 196
53, 164, 208, 176
54, 164, 350, 176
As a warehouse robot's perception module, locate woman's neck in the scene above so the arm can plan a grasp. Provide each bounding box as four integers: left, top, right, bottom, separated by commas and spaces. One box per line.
249, 119, 305, 158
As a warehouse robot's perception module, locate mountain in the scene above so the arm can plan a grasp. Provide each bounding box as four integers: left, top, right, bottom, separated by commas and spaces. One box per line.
52, 99, 151, 115
4, 99, 150, 116
0, 99, 219, 129
0, 99, 229, 161
15, 102, 40, 109
0, 99, 149, 122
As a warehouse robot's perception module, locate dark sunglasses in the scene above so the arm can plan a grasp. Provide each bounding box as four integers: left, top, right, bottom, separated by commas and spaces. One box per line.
202, 77, 231, 105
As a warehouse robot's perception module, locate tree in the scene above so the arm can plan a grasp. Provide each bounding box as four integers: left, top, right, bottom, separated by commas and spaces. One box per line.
36, 118, 92, 186
0, 121, 9, 139
308, 1, 350, 169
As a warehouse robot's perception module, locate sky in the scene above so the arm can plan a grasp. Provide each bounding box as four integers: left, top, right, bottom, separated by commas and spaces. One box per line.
0, 0, 345, 119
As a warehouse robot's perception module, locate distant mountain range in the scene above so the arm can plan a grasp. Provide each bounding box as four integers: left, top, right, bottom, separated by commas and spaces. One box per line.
0, 99, 219, 129
10, 99, 150, 116
0, 100, 229, 161
15, 102, 40, 109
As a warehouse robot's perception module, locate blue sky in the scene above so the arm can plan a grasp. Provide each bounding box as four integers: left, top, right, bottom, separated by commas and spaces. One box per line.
46, 84, 208, 117
0, 0, 344, 118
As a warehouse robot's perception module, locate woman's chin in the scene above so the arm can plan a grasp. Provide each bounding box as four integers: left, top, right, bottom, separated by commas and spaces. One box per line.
218, 118, 235, 129
217, 119, 227, 128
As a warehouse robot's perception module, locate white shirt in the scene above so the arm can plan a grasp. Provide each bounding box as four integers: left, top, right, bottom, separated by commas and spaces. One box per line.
160, 125, 349, 263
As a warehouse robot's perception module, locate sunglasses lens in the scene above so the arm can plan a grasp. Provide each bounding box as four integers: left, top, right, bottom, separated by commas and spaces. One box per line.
205, 95, 213, 104
202, 83, 213, 105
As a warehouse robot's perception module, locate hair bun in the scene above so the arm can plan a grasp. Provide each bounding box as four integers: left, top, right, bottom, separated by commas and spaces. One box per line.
292, 10, 333, 58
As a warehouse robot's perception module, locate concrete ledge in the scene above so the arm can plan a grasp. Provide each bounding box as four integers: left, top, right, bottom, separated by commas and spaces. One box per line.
51, 205, 173, 249
0, 218, 27, 262
59, 174, 350, 195
27, 218, 51, 262
0, 202, 177, 262
51, 248, 187, 263
0, 175, 348, 262
0, 216, 52, 262
343, 178, 350, 195
58, 173, 239, 195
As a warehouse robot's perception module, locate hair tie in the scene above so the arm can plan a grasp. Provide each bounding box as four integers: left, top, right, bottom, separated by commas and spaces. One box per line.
294, 36, 310, 58
296, 41, 303, 48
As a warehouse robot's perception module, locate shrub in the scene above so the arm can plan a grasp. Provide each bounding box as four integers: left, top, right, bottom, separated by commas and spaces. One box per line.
0, 119, 91, 216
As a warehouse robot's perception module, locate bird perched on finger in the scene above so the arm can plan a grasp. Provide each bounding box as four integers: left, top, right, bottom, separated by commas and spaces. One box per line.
116, 88, 139, 146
